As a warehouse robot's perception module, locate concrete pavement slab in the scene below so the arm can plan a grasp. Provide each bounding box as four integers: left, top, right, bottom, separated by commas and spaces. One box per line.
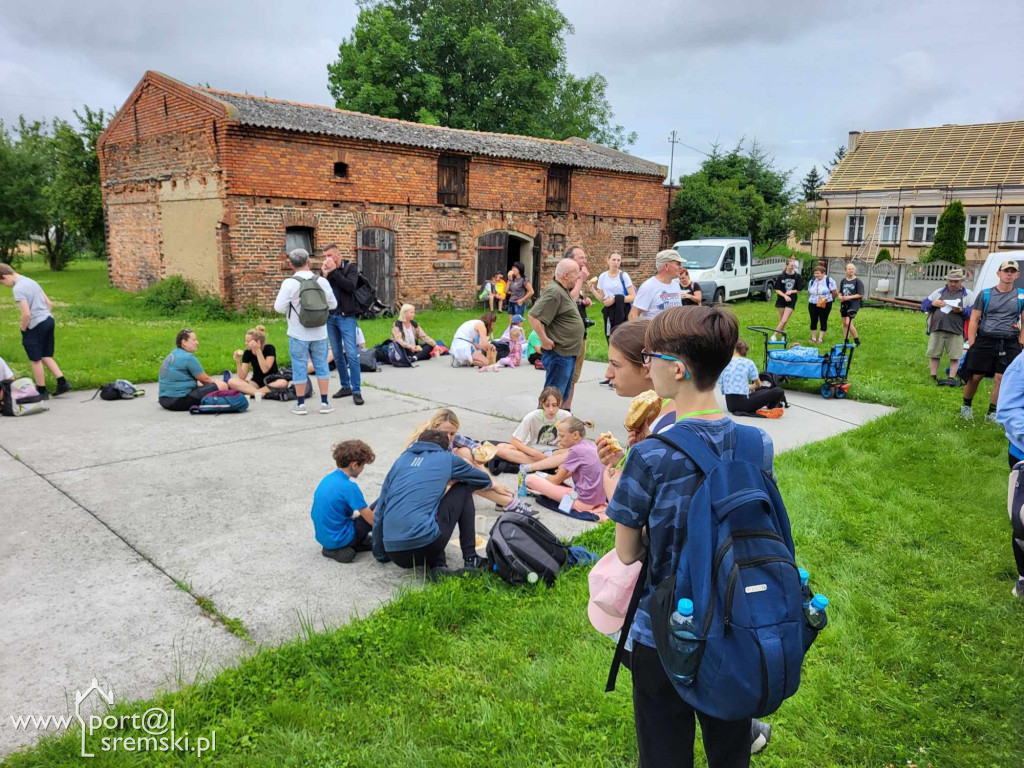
0, 473, 248, 757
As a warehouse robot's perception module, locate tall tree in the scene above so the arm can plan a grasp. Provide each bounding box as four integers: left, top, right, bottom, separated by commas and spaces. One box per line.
0, 121, 46, 264
929, 201, 967, 265
802, 165, 823, 201
669, 141, 793, 250
50, 107, 108, 259
327, 0, 635, 147
826, 145, 846, 176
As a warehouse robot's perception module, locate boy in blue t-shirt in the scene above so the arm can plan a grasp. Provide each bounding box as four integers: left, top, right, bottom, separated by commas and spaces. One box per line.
311, 440, 376, 563
607, 305, 775, 766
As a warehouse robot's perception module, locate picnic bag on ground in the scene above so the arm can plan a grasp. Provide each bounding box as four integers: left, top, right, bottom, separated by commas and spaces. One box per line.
387, 341, 414, 368
486, 513, 568, 586
1, 377, 48, 417
262, 385, 296, 402
288, 275, 330, 328
189, 389, 249, 415
99, 379, 145, 400
644, 424, 813, 721
359, 348, 381, 372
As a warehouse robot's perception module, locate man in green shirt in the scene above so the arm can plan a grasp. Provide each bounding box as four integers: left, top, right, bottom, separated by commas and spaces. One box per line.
528, 259, 585, 402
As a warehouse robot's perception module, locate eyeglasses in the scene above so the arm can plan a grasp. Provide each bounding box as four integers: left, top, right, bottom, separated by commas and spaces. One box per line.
641, 350, 684, 365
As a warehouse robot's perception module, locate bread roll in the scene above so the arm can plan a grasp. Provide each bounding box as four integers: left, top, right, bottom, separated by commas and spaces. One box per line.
624, 390, 663, 431
600, 431, 623, 453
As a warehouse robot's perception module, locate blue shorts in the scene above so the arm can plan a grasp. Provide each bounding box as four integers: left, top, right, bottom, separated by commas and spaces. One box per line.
289, 337, 330, 385
22, 317, 55, 361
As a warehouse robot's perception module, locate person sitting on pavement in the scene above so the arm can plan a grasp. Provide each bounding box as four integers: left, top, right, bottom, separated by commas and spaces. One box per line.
922, 268, 974, 387
481, 326, 524, 371
372, 429, 491, 574
158, 329, 245, 411
960, 259, 1024, 421
451, 312, 497, 368
231, 325, 291, 399
523, 417, 608, 521
311, 440, 376, 564
407, 409, 533, 515
502, 386, 573, 465
718, 339, 786, 418
391, 304, 436, 362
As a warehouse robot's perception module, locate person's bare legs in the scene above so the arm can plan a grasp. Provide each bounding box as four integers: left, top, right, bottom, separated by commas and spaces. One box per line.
992, 372, 1004, 406
495, 444, 566, 466
227, 377, 260, 396
28, 360, 46, 388
41, 356, 63, 379
775, 306, 793, 335
318, 377, 330, 397
929, 357, 941, 377
471, 351, 489, 368
949, 357, 961, 379
963, 373, 984, 401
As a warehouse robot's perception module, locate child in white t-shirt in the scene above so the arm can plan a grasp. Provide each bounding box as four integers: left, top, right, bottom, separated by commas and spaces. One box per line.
500, 386, 572, 464
718, 339, 785, 417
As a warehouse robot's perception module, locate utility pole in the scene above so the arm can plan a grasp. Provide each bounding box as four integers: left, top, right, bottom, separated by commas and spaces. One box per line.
667, 130, 681, 221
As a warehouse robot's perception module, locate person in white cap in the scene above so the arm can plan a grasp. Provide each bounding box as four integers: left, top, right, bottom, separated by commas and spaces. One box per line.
922, 268, 974, 386
960, 260, 1024, 420
629, 250, 684, 320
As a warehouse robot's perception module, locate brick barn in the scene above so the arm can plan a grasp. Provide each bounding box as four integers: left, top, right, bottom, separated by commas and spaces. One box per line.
97, 71, 669, 310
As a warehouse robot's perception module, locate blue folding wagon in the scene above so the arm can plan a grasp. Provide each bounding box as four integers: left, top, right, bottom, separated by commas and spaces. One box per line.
747, 326, 855, 399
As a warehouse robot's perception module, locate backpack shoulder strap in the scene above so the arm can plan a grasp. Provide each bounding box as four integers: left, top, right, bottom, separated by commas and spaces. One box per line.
605, 553, 649, 693
732, 424, 766, 467
983, 287, 992, 314
1016, 289, 1024, 316
650, 426, 722, 477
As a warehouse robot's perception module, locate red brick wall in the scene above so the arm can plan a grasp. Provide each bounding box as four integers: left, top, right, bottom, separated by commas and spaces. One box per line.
100, 74, 667, 307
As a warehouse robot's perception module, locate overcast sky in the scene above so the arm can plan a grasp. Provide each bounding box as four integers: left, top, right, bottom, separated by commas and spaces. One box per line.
2, 0, 1021, 188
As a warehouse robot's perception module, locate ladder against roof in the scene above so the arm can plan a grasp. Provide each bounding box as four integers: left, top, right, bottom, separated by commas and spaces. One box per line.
855, 193, 896, 263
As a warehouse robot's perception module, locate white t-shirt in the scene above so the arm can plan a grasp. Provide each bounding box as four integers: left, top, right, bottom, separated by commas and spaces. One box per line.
12, 276, 52, 329
632, 276, 682, 319
356, 327, 366, 349
273, 270, 337, 341
513, 408, 572, 448
597, 271, 634, 298
0, 357, 13, 381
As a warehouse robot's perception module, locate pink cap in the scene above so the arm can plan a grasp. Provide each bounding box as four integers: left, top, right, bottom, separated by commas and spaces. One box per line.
587, 549, 643, 635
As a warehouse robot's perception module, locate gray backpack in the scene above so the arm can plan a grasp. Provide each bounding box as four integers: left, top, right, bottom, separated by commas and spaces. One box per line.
288, 275, 330, 327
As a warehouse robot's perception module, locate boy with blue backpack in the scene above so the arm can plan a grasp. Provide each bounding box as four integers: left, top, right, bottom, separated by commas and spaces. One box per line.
607, 305, 810, 768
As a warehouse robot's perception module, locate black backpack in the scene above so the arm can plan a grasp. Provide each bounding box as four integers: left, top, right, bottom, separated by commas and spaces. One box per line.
486, 513, 568, 586
354, 273, 376, 315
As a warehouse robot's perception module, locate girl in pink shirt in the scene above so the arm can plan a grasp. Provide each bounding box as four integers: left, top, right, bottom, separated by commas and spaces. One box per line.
523, 417, 608, 520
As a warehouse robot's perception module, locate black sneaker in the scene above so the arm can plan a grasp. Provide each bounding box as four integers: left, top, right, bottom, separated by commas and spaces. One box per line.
853, 337, 861, 346
322, 546, 356, 564
332, 387, 352, 399
750, 719, 772, 754
353, 393, 365, 406
463, 554, 488, 570
53, 380, 71, 397
37, 388, 49, 400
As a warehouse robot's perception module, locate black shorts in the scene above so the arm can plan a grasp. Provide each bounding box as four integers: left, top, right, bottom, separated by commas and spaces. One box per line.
775, 298, 796, 310
840, 304, 859, 318
21, 316, 55, 361
159, 382, 218, 411
962, 335, 1022, 378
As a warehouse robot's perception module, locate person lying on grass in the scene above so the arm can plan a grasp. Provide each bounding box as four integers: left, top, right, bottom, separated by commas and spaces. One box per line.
311, 440, 376, 564
407, 409, 533, 516
230, 325, 291, 399
372, 428, 491, 575
522, 417, 608, 521
157, 329, 250, 412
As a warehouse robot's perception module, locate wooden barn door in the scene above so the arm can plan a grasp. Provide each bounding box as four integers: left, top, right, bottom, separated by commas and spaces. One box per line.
476, 231, 508, 287
356, 228, 395, 309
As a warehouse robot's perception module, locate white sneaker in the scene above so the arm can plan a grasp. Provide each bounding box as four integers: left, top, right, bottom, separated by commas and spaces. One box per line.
1012, 579, 1024, 600
985, 411, 998, 423
319, 402, 335, 414
291, 403, 308, 416
959, 405, 973, 420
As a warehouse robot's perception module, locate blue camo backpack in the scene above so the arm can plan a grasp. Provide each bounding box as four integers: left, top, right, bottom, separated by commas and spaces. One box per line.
647, 423, 818, 721
189, 389, 249, 415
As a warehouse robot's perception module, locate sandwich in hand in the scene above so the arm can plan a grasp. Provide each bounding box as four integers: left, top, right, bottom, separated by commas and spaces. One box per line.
624, 390, 663, 432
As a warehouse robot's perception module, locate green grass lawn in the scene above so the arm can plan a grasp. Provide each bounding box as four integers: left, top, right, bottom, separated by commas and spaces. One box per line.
3, 262, 1023, 767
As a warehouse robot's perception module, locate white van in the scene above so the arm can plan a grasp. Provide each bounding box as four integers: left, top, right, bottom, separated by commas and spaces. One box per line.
671, 238, 784, 303
973, 251, 1024, 294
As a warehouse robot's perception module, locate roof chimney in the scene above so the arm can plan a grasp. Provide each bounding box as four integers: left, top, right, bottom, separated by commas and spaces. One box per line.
848, 131, 862, 152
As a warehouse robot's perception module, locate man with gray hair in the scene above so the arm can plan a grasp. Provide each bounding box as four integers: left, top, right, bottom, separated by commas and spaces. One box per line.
630, 249, 685, 320
528, 258, 584, 402
274, 248, 337, 415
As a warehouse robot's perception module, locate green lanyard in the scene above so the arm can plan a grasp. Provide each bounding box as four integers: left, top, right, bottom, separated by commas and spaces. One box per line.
676, 408, 723, 421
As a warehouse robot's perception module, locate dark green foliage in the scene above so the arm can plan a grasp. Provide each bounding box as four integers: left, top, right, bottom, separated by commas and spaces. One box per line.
327, 0, 636, 148
875, 248, 892, 263
929, 201, 967, 265
826, 144, 846, 175
429, 292, 456, 313
669, 141, 793, 249
141, 275, 231, 321
802, 165, 823, 201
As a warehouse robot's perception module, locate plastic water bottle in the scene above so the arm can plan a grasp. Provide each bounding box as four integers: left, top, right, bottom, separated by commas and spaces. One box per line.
526, 572, 539, 584
798, 568, 812, 607
517, 465, 530, 498
804, 593, 829, 630
665, 598, 702, 685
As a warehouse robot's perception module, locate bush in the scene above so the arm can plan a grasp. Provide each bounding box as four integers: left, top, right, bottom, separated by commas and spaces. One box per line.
930, 201, 967, 265
875, 248, 892, 263
429, 293, 456, 313
141, 276, 232, 320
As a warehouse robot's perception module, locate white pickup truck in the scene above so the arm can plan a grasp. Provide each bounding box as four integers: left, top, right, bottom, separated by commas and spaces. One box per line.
671, 238, 787, 303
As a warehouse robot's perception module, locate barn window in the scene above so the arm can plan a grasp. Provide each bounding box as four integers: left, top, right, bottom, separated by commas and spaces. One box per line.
546, 165, 571, 212
285, 226, 314, 255
623, 236, 639, 261
333, 161, 348, 178
438, 154, 469, 207
548, 233, 566, 252
437, 232, 458, 252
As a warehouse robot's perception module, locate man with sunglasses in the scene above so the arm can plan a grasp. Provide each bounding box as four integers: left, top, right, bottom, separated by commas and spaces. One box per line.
961, 260, 1024, 421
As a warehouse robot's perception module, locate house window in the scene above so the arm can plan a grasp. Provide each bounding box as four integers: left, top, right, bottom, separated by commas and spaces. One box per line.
285, 226, 314, 254
548, 233, 566, 252
880, 214, 901, 244
623, 236, 639, 261
546, 165, 571, 212
845, 214, 865, 243
437, 232, 458, 252
912, 214, 938, 243
437, 154, 469, 207
333, 161, 348, 178
966, 214, 989, 244
1004, 214, 1024, 244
